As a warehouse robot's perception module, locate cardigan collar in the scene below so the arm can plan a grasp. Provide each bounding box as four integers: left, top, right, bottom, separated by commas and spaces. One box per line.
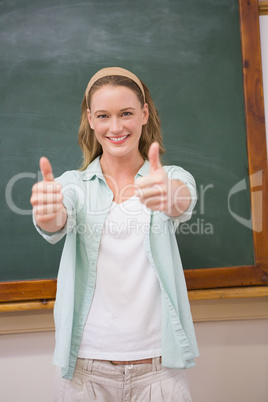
82, 156, 150, 181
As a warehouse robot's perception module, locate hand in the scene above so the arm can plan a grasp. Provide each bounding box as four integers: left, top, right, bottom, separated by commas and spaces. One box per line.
30, 157, 66, 230
135, 142, 168, 212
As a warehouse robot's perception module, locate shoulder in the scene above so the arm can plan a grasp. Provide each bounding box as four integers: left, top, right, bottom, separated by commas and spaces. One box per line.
163, 165, 195, 185
55, 169, 83, 185
55, 157, 102, 185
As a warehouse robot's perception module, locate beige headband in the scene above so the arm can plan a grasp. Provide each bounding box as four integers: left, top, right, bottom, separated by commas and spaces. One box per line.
85, 67, 145, 106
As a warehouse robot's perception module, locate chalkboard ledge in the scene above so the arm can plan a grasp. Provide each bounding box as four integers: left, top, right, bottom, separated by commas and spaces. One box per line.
1, 289, 267, 335
0, 286, 267, 312
0, 279, 57, 303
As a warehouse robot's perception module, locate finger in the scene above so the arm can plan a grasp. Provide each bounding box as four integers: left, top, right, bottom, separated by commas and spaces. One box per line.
141, 196, 168, 211
34, 203, 63, 215
148, 142, 161, 173
34, 211, 58, 223
31, 192, 63, 207
40, 157, 54, 182
135, 173, 163, 190
137, 186, 166, 201
32, 181, 61, 194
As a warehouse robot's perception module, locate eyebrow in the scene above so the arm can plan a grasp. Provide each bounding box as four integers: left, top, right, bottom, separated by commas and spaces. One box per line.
94, 107, 136, 114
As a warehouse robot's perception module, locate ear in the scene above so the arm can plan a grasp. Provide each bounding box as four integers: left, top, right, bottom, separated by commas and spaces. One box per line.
87, 108, 94, 130
142, 103, 149, 125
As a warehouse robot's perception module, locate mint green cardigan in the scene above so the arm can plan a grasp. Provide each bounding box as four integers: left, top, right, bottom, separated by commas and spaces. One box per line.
34, 157, 199, 379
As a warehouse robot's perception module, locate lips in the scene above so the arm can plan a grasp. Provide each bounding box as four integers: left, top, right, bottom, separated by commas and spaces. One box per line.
107, 135, 129, 144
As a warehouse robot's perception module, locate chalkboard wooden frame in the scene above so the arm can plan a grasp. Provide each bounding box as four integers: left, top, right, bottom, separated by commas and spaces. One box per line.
0, 0, 267, 306
186, 0, 268, 290
259, 1, 268, 16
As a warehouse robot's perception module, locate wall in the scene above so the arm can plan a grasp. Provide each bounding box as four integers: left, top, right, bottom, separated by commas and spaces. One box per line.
0, 331, 55, 401
0, 13, 268, 402
1, 319, 267, 402
188, 319, 268, 401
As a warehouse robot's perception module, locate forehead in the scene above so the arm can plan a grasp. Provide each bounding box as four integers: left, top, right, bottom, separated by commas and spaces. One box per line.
90, 85, 141, 109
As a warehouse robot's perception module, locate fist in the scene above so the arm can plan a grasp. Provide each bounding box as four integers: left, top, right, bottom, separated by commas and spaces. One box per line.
30, 157, 64, 223
135, 142, 168, 212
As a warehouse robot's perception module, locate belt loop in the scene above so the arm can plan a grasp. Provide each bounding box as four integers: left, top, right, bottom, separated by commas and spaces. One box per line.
82, 358, 87, 371
152, 357, 161, 372
82, 359, 93, 373
87, 359, 93, 373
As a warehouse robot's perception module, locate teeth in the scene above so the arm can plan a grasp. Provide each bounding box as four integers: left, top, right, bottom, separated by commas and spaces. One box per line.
109, 135, 128, 142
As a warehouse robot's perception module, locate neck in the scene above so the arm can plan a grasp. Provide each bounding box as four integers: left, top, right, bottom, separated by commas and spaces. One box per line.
100, 152, 144, 179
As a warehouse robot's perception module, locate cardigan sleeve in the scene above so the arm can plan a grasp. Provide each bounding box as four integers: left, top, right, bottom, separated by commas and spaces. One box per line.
160, 165, 197, 225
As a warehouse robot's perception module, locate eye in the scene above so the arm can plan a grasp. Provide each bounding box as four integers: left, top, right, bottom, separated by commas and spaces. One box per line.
122, 111, 133, 117
97, 114, 108, 119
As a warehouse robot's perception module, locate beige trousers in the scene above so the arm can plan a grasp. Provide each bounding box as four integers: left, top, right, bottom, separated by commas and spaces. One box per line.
54, 357, 193, 402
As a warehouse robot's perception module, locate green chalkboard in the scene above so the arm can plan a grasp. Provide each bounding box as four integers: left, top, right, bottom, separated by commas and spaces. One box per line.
0, 0, 255, 282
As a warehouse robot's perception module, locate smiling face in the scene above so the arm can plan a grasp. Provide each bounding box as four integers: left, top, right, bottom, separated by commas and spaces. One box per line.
87, 85, 149, 161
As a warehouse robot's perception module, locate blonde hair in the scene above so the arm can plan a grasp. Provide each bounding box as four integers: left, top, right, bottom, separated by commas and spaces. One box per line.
78, 74, 165, 170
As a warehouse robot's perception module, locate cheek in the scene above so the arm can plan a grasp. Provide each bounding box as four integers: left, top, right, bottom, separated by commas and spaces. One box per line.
93, 121, 106, 135
129, 117, 143, 133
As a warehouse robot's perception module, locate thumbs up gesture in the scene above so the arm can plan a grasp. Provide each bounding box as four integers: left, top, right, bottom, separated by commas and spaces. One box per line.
30, 157, 67, 232
135, 142, 168, 212
40, 156, 55, 182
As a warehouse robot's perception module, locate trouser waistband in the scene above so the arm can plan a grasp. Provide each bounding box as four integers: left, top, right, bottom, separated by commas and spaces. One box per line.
107, 357, 162, 365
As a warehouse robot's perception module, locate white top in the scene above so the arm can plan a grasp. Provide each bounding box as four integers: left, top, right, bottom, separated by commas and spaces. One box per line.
78, 196, 162, 360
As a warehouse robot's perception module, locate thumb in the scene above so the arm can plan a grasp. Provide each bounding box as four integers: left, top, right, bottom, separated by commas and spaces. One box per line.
149, 142, 161, 173
40, 157, 54, 182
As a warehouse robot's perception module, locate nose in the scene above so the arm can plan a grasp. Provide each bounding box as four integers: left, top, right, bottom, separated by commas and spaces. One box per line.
110, 117, 122, 134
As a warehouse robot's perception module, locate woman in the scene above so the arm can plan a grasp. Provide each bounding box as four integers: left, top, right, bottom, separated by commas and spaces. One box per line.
31, 67, 198, 401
